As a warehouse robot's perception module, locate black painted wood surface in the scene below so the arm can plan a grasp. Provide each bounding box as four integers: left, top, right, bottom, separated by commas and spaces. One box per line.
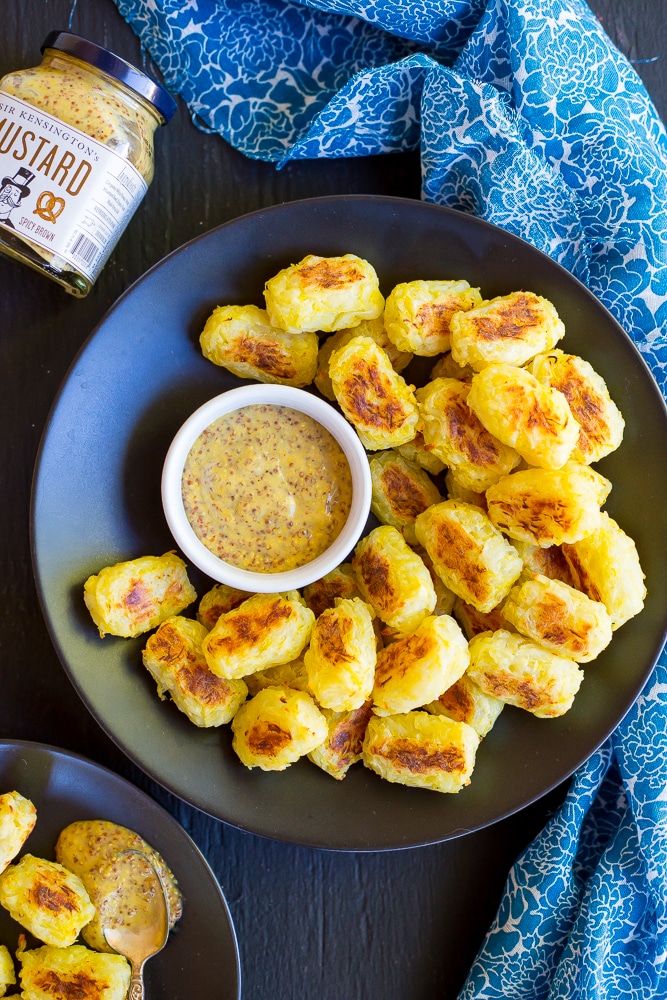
1, 3, 664, 998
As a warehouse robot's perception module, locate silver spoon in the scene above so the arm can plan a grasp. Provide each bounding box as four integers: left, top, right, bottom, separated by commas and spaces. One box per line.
101, 849, 170, 1000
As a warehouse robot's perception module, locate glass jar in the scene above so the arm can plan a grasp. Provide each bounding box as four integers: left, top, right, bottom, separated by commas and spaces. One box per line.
0, 32, 176, 296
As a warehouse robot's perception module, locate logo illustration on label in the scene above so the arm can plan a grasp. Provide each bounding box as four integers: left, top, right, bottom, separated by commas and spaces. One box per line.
34, 190, 65, 224
0, 167, 33, 230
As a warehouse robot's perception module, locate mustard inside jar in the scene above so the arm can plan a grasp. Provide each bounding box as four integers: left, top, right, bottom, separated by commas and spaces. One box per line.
0, 32, 176, 297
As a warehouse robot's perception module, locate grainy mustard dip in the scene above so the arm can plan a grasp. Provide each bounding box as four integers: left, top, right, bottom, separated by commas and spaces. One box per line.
182, 404, 353, 573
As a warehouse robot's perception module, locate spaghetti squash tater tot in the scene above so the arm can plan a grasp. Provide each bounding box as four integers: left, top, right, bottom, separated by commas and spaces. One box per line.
384, 279, 482, 356
54, 819, 182, 953
529, 349, 625, 464
352, 525, 436, 634
0, 855, 95, 948
142, 616, 248, 727
369, 450, 442, 545
468, 630, 583, 718
430, 351, 475, 381
372, 614, 470, 716
444, 470, 487, 509
202, 591, 315, 679
16, 941, 130, 1000
308, 700, 373, 780
562, 512, 646, 629
304, 598, 377, 712
450, 290, 565, 370
83, 553, 196, 639
0, 792, 36, 876
396, 432, 446, 475
486, 464, 611, 547
0, 945, 14, 996
329, 336, 420, 450
417, 377, 520, 491
424, 673, 504, 738
502, 574, 613, 662
199, 304, 318, 387
302, 564, 361, 618
452, 597, 512, 640
231, 687, 327, 771
413, 546, 457, 617
467, 363, 579, 470
414, 500, 523, 613
244, 656, 309, 696
511, 539, 574, 586
264, 253, 384, 334
314, 317, 412, 400
363, 712, 479, 793
197, 583, 251, 631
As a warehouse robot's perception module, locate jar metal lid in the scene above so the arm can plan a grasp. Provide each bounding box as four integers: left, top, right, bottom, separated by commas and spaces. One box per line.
41, 30, 177, 123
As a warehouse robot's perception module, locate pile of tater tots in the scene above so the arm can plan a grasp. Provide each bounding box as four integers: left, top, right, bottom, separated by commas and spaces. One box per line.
0, 791, 181, 996
83, 253, 646, 795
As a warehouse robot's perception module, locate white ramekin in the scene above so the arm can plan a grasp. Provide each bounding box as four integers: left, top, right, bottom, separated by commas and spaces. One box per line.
161, 383, 372, 593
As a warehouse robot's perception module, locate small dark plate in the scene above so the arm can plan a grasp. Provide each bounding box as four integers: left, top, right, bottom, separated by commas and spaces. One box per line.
31, 195, 667, 851
0, 740, 240, 996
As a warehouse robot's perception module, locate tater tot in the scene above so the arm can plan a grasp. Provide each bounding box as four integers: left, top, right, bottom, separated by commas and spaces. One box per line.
302, 564, 361, 618
396, 432, 446, 475
304, 598, 377, 711
449, 290, 565, 370
468, 630, 583, 718
314, 317, 412, 400
369, 450, 442, 546
416, 377, 520, 491
202, 591, 315, 679
264, 254, 384, 333
424, 673, 504, 737
244, 656, 309, 696
384, 279, 483, 356
199, 304, 318, 387
430, 351, 475, 381
307, 700, 373, 780
0, 792, 36, 875
502, 574, 613, 662
529, 349, 625, 464
329, 336, 420, 450
197, 583, 252, 631
453, 596, 512, 640
413, 545, 457, 617
363, 712, 479, 793
467, 363, 579, 470
352, 525, 436, 633
485, 464, 611, 547
372, 614, 470, 716
16, 942, 130, 1000
231, 687, 327, 771
0, 945, 15, 996
142, 616, 248, 726
444, 469, 487, 509
414, 500, 523, 613
0, 855, 95, 948
83, 552, 197, 639
562, 512, 646, 629
511, 539, 575, 586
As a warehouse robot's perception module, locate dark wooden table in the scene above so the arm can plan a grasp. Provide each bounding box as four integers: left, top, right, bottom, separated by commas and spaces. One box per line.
2, 3, 664, 998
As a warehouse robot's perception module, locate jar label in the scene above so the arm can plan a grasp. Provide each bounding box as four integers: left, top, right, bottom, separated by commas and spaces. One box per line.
0, 93, 148, 281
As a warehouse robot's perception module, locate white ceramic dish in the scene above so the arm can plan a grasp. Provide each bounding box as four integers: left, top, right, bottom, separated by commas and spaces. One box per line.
161, 383, 372, 593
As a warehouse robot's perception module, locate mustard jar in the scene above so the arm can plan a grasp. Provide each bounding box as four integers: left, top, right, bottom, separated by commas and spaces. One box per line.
0, 31, 176, 297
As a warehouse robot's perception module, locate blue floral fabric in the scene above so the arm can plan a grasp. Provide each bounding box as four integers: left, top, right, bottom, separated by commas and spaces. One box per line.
113, 0, 667, 996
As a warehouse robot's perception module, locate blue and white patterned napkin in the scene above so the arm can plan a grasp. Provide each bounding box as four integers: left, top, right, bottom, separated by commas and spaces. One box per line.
114, 0, 667, 995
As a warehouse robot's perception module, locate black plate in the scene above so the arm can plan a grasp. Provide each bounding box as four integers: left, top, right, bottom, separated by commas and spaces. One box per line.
31, 195, 667, 851
0, 740, 240, 996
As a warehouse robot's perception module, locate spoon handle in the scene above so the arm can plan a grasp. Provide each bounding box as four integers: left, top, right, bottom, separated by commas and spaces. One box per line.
128, 965, 145, 1000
